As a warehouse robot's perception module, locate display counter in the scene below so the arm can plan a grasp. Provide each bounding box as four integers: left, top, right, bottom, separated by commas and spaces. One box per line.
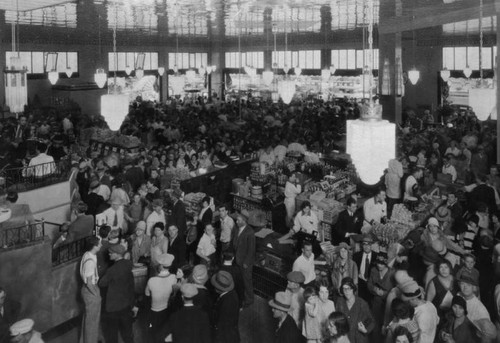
179, 158, 256, 205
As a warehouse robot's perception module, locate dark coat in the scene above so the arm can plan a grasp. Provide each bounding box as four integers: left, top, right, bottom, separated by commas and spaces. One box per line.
353, 251, 378, 280
232, 226, 256, 268
213, 290, 240, 343
333, 209, 362, 244
169, 235, 187, 269
275, 315, 306, 343
85, 192, 106, 217
171, 200, 187, 237
67, 214, 94, 242
336, 297, 375, 343
468, 183, 496, 213
192, 286, 214, 316
218, 264, 244, 306
98, 259, 135, 312
169, 305, 212, 343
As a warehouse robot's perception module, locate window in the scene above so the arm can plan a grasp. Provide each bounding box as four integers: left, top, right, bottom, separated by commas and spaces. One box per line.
331, 49, 379, 70
271, 50, 321, 69
107, 3, 158, 32
225, 52, 264, 69
225, 8, 264, 36
5, 51, 78, 74
272, 7, 321, 33
6, 3, 77, 28
168, 53, 208, 69
331, 0, 379, 30
108, 52, 158, 72
442, 46, 496, 70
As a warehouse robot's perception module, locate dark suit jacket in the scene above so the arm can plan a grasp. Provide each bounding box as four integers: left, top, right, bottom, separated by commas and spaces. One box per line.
67, 214, 94, 242
218, 264, 244, 306
0, 298, 20, 342
469, 184, 497, 212
213, 290, 240, 343
353, 251, 378, 280
98, 258, 135, 312
232, 226, 256, 268
169, 305, 212, 343
171, 200, 187, 237
85, 192, 105, 217
125, 166, 144, 192
193, 286, 213, 316
275, 315, 305, 343
332, 209, 362, 245
169, 235, 187, 269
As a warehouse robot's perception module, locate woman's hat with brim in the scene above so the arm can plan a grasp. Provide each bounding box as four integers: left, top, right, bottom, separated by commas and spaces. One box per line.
269, 291, 292, 312
400, 280, 422, 301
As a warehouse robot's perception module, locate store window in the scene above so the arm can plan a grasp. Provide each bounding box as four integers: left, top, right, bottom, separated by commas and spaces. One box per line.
108, 52, 159, 71
167, 53, 208, 69
442, 46, 496, 70
271, 50, 321, 69
331, 49, 379, 70
5, 51, 78, 74
225, 52, 264, 68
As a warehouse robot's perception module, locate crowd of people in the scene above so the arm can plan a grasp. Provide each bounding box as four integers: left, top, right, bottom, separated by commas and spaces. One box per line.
0, 97, 499, 343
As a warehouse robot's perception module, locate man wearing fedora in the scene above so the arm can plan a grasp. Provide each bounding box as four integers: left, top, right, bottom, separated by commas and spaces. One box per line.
166, 283, 212, 343
211, 271, 240, 343
269, 291, 306, 343
353, 235, 377, 302
232, 212, 256, 308
98, 244, 135, 343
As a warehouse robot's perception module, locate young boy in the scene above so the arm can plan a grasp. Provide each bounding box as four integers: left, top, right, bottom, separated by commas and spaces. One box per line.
455, 253, 480, 287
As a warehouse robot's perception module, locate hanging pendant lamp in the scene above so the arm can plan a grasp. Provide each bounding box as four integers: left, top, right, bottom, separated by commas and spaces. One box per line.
408, 68, 420, 85
440, 68, 450, 82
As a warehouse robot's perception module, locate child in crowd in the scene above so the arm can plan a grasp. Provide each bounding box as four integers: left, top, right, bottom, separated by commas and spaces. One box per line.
455, 253, 480, 286
302, 287, 322, 343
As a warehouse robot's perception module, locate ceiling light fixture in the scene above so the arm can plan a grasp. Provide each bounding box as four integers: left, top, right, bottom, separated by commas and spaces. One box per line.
94, 13, 107, 88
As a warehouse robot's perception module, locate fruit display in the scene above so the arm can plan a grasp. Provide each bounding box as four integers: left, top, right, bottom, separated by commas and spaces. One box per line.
371, 222, 413, 246
390, 204, 413, 225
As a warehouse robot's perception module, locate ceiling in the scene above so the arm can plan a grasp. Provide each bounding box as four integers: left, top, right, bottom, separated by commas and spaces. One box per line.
0, 0, 496, 38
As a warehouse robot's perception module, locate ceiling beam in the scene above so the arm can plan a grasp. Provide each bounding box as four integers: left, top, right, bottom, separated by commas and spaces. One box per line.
379, 0, 498, 35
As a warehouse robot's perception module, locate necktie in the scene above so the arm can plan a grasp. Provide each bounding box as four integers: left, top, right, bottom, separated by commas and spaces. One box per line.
364, 254, 370, 280
113, 211, 118, 226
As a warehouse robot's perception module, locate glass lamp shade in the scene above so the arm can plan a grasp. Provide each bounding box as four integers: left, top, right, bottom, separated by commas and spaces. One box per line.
283, 65, 290, 74
346, 117, 395, 184
65, 67, 73, 78
198, 66, 206, 75
440, 68, 450, 82
463, 66, 472, 78
4, 71, 27, 113
321, 69, 331, 82
135, 69, 144, 79
330, 65, 336, 75
94, 69, 107, 88
294, 66, 302, 76
158, 67, 165, 76
125, 66, 133, 76
48, 71, 59, 85
101, 94, 129, 131
262, 70, 274, 86
206, 66, 213, 75
381, 59, 391, 95
408, 69, 420, 85
277, 80, 296, 104
170, 75, 185, 95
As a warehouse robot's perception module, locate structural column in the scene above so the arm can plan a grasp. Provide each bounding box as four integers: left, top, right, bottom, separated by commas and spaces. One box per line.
496, 11, 500, 163
378, 0, 402, 124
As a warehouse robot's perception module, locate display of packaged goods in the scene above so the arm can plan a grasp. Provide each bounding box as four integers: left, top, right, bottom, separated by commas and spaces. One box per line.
371, 222, 413, 246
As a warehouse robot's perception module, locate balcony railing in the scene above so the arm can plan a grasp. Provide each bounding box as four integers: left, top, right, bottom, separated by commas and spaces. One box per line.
0, 221, 45, 249
1, 159, 73, 192
52, 237, 88, 267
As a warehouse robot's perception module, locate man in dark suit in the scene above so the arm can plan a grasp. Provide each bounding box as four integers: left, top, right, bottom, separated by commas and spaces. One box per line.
269, 291, 305, 343
0, 287, 20, 343
468, 173, 497, 213
85, 180, 106, 217
98, 244, 135, 343
170, 190, 187, 238
332, 197, 362, 245
167, 283, 212, 343
168, 225, 186, 269
211, 271, 240, 343
353, 235, 378, 303
232, 212, 256, 307
67, 201, 94, 243
218, 252, 244, 307
124, 158, 145, 193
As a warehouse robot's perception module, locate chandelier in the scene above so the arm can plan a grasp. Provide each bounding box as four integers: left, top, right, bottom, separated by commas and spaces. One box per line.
381, 58, 391, 95
440, 68, 450, 82
94, 13, 107, 88
101, 6, 129, 132
45, 52, 59, 85
277, 80, 295, 104
4, 6, 27, 114
346, 0, 395, 185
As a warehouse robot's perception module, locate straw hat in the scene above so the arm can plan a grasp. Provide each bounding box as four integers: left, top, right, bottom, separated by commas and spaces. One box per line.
268, 292, 292, 312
